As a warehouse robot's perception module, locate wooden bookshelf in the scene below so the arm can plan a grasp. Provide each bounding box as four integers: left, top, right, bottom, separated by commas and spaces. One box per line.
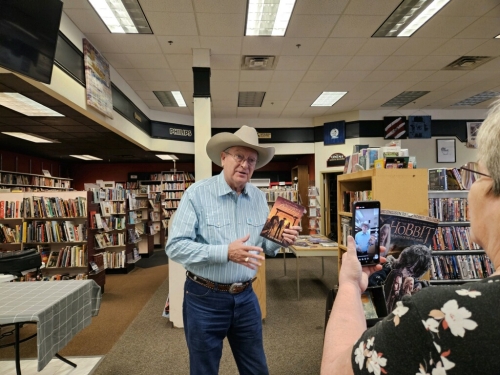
336, 169, 428, 274
0, 170, 71, 191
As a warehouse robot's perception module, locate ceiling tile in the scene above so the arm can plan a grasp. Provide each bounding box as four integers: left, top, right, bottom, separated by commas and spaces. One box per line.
458, 70, 500, 82
157, 36, 201, 54
280, 37, 326, 56
115, 69, 143, 81
85, 34, 122, 53
393, 70, 435, 82
103, 54, 133, 69
330, 15, 387, 38
271, 71, 305, 82
413, 16, 478, 38
293, 0, 349, 15
324, 81, 361, 91
407, 81, 446, 91
145, 12, 198, 36
264, 91, 293, 101
16, 125, 58, 133
138, 69, 175, 81
393, 38, 448, 56
344, 0, 401, 15
440, 0, 499, 17
301, 70, 340, 82
332, 70, 371, 82
261, 99, 287, 110
112, 35, 162, 54
126, 54, 169, 69
193, 0, 246, 13
267, 81, 300, 93
211, 81, 239, 100
127, 81, 151, 91
301, 107, 329, 117
309, 56, 351, 71
411, 55, 459, 70
343, 55, 386, 70
241, 37, 285, 56
197, 13, 245, 37
172, 70, 193, 81
165, 54, 193, 70
146, 81, 180, 91
356, 38, 407, 56
466, 39, 500, 56
211, 70, 240, 82
423, 71, 468, 82
286, 15, 339, 38
213, 107, 237, 118
352, 81, 387, 92
455, 16, 500, 38
239, 81, 270, 91
319, 37, 367, 55
364, 70, 403, 82
240, 71, 274, 82
62, 0, 92, 10
64, 9, 109, 34
275, 55, 315, 71
344, 89, 377, 100
296, 81, 330, 92
281, 106, 305, 117
237, 108, 261, 118
379, 81, 416, 92
430, 38, 489, 56
211, 55, 242, 70
379, 56, 425, 71
199, 37, 242, 55
139, 0, 194, 12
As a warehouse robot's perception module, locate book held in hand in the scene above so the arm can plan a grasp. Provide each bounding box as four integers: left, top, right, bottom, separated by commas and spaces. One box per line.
260, 196, 306, 247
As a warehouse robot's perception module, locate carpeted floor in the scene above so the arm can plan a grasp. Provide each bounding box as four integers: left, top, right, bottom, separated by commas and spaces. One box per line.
135, 248, 168, 268
92, 256, 338, 375
0, 262, 169, 360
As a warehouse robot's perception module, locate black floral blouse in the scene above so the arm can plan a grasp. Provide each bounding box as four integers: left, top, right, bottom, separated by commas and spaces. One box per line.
352, 275, 500, 375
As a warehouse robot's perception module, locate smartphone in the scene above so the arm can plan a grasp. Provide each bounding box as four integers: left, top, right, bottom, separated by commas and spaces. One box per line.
352, 201, 380, 266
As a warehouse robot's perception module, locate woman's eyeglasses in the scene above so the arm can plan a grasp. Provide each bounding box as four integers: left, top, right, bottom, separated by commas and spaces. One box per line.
459, 166, 491, 179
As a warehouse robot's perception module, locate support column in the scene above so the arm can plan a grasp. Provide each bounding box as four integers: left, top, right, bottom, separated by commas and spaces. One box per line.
169, 48, 211, 328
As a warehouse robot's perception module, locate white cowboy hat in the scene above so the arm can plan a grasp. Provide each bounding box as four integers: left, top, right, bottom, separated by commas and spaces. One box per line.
206, 125, 275, 169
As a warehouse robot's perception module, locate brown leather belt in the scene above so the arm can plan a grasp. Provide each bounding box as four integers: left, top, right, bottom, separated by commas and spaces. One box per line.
186, 271, 255, 294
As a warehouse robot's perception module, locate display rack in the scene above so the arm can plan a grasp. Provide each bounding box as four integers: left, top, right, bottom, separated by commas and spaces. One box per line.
427, 190, 493, 284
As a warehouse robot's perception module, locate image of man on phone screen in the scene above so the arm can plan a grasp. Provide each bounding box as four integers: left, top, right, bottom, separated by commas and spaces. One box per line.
355, 221, 371, 254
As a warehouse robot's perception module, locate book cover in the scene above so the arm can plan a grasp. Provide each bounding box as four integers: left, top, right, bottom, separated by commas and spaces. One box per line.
361, 291, 378, 319
429, 168, 447, 190
380, 210, 438, 314
260, 196, 306, 247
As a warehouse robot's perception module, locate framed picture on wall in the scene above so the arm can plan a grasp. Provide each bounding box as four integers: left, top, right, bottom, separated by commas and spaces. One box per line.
436, 139, 456, 163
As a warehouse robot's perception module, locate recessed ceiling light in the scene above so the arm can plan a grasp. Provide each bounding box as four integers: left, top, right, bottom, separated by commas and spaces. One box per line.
245, 0, 296, 36
88, 0, 152, 34
0, 93, 64, 116
69, 155, 103, 160
156, 154, 179, 161
153, 91, 187, 107
452, 91, 500, 106
381, 91, 430, 107
311, 92, 347, 107
373, 0, 450, 37
2, 132, 57, 143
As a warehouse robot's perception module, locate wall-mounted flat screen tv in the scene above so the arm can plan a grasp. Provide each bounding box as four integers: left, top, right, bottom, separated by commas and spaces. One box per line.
0, 0, 63, 84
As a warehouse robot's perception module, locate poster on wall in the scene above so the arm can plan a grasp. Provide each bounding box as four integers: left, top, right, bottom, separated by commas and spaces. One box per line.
408, 116, 431, 138
466, 122, 482, 148
324, 121, 345, 145
384, 116, 407, 139
83, 38, 113, 118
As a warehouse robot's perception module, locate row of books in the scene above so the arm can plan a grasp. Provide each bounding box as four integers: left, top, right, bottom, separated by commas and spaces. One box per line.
0, 223, 20, 243
90, 212, 126, 231
159, 172, 194, 182
428, 197, 469, 222
261, 189, 298, 202
0, 200, 20, 218
340, 216, 352, 246
341, 190, 373, 212
164, 200, 180, 209
150, 212, 160, 221
163, 182, 186, 191
344, 146, 415, 174
103, 250, 127, 269
430, 254, 495, 281
432, 226, 481, 251
99, 201, 126, 216
0, 173, 70, 188
94, 232, 125, 248
24, 220, 87, 243
30, 196, 87, 218
42, 245, 87, 268
428, 168, 469, 191
140, 184, 162, 193
89, 187, 126, 202
164, 191, 184, 199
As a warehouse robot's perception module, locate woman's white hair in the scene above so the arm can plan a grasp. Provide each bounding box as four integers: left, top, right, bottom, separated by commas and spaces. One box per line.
477, 97, 500, 196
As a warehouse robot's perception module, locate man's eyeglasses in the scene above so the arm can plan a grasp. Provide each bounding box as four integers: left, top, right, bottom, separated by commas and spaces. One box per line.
224, 151, 258, 167
459, 166, 491, 179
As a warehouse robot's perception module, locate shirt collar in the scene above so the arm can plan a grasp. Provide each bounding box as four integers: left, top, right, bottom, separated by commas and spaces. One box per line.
216, 171, 248, 196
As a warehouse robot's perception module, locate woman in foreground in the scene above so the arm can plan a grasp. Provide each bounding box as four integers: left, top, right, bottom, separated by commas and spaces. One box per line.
321, 98, 500, 375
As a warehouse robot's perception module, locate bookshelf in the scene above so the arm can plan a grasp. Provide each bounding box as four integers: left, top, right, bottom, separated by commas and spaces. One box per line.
0, 170, 71, 191
427, 190, 493, 284
291, 165, 308, 233
139, 178, 164, 248
0, 191, 99, 286
127, 190, 154, 257
336, 169, 428, 274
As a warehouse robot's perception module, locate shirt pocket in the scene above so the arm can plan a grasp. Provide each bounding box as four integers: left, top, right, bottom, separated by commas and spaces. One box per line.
206, 211, 231, 242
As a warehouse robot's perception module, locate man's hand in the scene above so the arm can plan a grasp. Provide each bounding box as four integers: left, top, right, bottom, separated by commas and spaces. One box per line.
281, 225, 302, 246
228, 234, 265, 270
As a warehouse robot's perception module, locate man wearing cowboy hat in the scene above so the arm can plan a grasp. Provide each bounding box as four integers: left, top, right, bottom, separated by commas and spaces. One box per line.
166, 125, 301, 375
355, 221, 371, 254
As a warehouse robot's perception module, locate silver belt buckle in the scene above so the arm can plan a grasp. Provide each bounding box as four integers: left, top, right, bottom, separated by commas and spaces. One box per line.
229, 282, 243, 294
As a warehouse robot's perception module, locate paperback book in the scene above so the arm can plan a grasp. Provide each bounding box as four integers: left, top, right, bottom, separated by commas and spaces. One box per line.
260, 196, 306, 247
380, 209, 438, 314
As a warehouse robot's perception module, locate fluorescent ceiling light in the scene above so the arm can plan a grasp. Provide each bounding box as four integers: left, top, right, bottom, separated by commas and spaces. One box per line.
2, 132, 56, 143
88, 0, 152, 34
153, 91, 187, 107
381, 91, 430, 107
452, 91, 500, 106
246, 0, 296, 36
70, 155, 103, 160
156, 154, 179, 161
373, 0, 450, 37
0, 93, 64, 116
311, 92, 347, 107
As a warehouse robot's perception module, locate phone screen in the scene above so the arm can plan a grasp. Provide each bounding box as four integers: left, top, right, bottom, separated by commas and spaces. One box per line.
352, 201, 380, 266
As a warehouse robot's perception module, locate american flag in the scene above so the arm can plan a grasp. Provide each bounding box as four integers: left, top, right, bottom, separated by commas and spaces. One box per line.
384, 117, 407, 139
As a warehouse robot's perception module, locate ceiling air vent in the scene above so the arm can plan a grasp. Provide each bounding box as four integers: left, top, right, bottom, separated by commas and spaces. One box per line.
242, 56, 276, 70
238, 92, 266, 107
442, 56, 494, 70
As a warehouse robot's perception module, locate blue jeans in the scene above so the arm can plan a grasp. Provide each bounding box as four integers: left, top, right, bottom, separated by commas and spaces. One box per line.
183, 278, 269, 375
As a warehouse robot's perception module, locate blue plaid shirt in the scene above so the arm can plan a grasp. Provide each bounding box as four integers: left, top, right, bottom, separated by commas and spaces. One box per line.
166, 172, 281, 283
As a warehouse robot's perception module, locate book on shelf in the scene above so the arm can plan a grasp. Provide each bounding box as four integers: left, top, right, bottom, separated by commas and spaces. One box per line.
380, 209, 438, 314
428, 168, 448, 190
260, 196, 306, 247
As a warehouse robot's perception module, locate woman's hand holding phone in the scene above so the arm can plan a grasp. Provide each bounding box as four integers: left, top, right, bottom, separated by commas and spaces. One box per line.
340, 236, 386, 293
